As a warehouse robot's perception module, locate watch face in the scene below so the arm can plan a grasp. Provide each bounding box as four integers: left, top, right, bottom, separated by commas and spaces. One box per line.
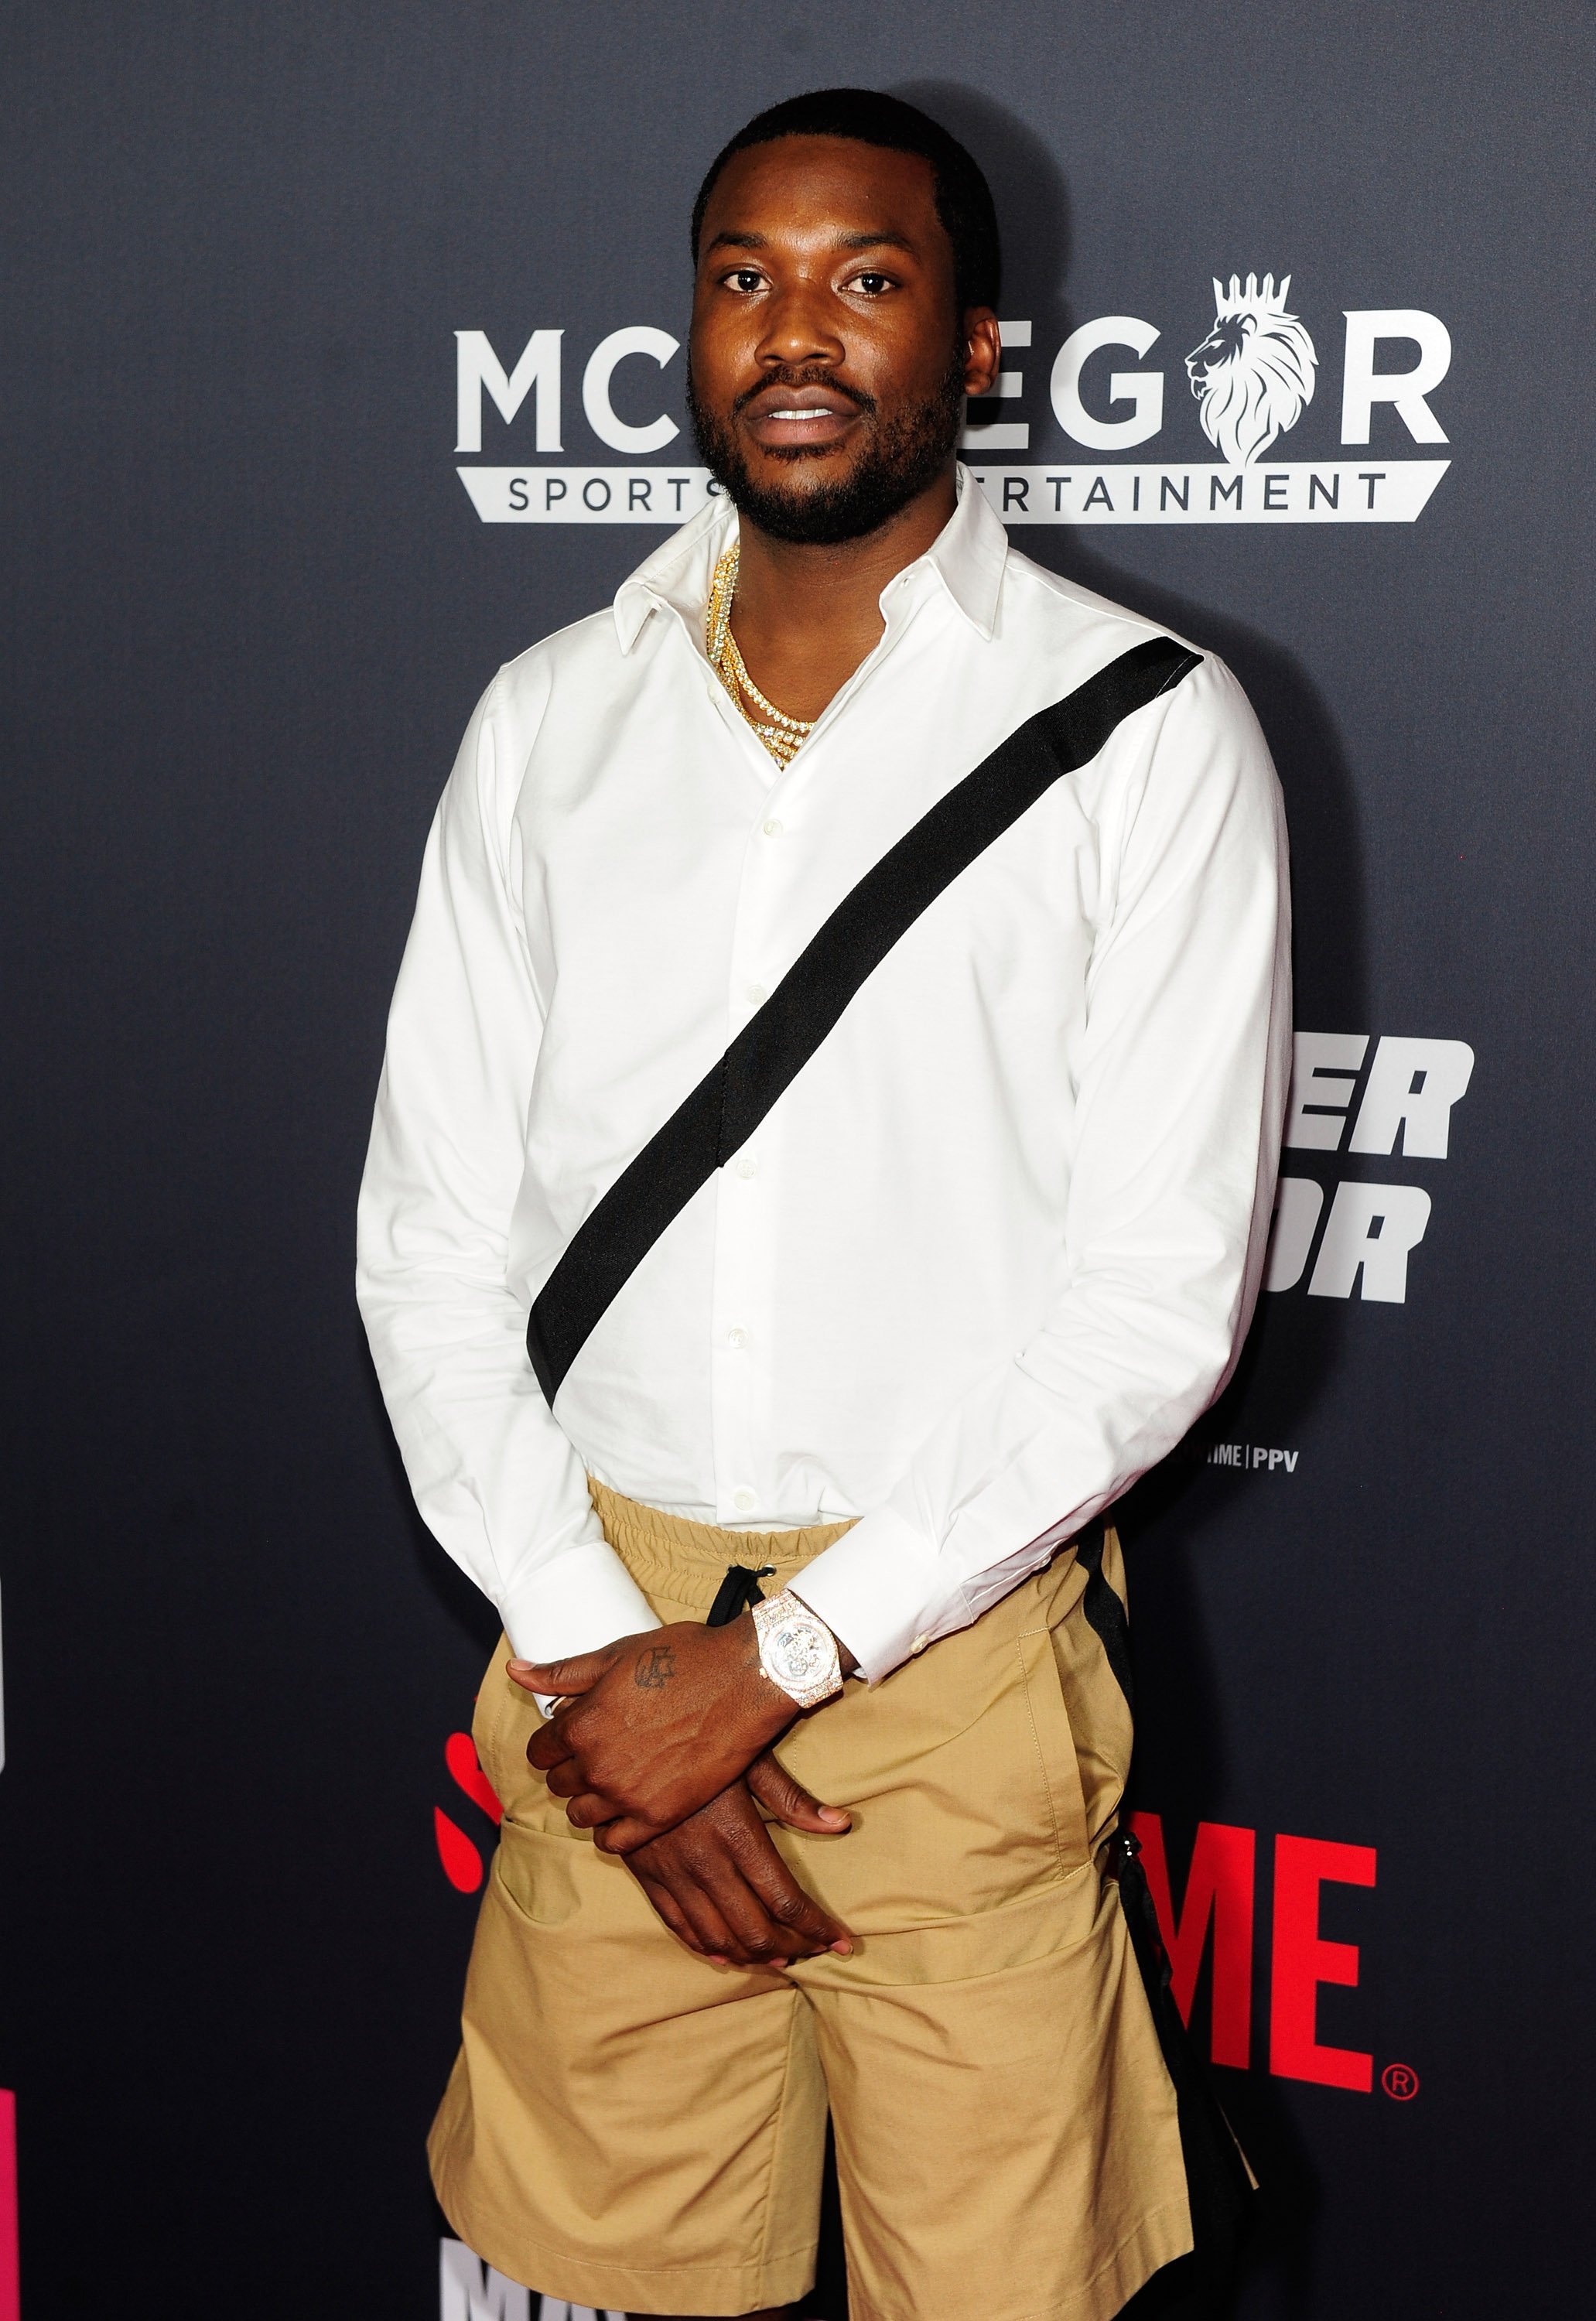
770, 1616, 829, 1688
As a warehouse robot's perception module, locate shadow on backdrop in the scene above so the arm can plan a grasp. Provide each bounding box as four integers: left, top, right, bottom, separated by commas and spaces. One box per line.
897, 80, 1373, 2321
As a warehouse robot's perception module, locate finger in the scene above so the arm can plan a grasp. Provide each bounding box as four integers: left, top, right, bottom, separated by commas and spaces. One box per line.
507, 1649, 609, 1697
593, 1815, 662, 1855
655, 1871, 744, 1965
525, 1720, 576, 1772
726, 1820, 853, 1956
746, 1749, 852, 1835
562, 1790, 626, 1831
686, 1848, 809, 1967
630, 1868, 724, 1962
542, 1757, 587, 1800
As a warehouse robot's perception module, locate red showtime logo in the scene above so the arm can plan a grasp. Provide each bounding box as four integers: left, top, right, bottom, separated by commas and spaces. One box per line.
434, 1731, 502, 1892
1, 2090, 18, 2321
1130, 1812, 1402, 2093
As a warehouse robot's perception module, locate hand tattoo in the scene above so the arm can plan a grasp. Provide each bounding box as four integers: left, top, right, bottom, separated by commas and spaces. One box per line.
634, 1643, 677, 1690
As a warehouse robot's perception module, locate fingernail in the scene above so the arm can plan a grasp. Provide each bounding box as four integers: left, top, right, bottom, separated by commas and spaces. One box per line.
508, 1660, 537, 1673
830, 1939, 853, 1955
820, 1807, 850, 1826
708, 1954, 730, 1966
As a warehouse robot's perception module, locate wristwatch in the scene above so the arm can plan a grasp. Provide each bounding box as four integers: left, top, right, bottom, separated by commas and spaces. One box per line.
751, 1589, 843, 1710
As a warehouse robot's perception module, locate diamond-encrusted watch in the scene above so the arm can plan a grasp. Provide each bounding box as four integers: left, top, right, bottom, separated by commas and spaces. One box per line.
751, 1589, 843, 1710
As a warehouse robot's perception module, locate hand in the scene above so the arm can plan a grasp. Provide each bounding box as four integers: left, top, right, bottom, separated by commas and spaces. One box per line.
509, 1617, 798, 1848
626, 1757, 853, 1969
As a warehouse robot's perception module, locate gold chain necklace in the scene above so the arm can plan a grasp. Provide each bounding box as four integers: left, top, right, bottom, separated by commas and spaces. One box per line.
705, 543, 815, 768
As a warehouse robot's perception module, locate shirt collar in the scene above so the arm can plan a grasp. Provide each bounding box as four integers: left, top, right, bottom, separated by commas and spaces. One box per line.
904, 463, 1009, 640
611, 462, 1008, 655
612, 491, 736, 654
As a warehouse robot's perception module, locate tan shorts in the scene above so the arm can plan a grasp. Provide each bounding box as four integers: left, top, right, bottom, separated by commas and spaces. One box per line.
429, 1485, 1190, 2320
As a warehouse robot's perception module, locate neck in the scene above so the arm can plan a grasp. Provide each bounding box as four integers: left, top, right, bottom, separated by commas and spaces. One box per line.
726, 467, 958, 728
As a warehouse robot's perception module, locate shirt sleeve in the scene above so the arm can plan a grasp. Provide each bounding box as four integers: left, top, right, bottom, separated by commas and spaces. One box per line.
790, 653, 1292, 1683
356, 672, 661, 1662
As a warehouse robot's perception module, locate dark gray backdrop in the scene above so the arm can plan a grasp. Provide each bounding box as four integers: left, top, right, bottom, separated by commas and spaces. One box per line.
2, 3, 1592, 2315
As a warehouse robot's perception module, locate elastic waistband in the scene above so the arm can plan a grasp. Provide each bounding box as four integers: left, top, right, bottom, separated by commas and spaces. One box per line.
587, 1477, 855, 1598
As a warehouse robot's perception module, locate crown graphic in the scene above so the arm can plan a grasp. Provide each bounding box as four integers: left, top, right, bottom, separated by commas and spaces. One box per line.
1212, 272, 1296, 318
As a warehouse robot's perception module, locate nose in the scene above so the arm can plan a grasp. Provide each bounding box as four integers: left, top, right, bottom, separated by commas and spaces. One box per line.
755, 275, 846, 372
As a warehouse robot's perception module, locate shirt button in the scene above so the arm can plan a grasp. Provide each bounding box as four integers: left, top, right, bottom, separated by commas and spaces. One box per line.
761, 818, 784, 839
747, 983, 768, 1007
911, 1633, 930, 1655
734, 1488, 757, 1513
734, 1153, 759, 1179
726, 1327, 748, 1349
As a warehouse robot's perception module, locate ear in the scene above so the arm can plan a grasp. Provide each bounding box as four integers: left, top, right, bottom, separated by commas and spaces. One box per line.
962, 308, 1003, 401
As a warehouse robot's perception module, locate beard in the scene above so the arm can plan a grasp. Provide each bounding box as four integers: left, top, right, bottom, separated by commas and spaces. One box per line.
686, 350, 967, 546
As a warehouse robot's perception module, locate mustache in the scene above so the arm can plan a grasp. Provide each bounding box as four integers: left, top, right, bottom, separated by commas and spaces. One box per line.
729, 366, 878, 420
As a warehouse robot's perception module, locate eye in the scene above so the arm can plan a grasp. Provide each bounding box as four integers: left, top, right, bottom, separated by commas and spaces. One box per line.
846, 270, 894, 296
723, 266, 767, 296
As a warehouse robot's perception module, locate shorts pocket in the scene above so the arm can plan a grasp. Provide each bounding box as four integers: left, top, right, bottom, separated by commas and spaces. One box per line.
1016, 1622, 1092, 1874
491, 1814, 603, 1930
470, 1637, 573, 1840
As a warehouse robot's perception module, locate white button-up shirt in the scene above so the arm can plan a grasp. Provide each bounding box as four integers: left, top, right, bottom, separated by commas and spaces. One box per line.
357, 473, 1290, 1683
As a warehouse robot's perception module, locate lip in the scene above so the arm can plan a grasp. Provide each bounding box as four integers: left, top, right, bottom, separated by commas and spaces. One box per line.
740, 382, 863, 447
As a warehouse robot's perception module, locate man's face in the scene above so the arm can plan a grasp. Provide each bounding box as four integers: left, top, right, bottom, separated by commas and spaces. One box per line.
687, 135, 998, 545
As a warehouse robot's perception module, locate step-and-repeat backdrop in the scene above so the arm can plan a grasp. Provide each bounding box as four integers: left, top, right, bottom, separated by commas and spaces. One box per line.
2, 5, 1590, 2316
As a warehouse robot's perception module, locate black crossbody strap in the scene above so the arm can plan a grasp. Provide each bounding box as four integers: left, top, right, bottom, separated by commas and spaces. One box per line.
1075, 1521, 1135, 1711
527, 634, 1201, 1401
1081, 1526, 1257, 2256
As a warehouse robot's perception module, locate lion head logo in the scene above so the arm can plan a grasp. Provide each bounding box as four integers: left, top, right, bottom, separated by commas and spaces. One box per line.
1185, 273, 1317, 467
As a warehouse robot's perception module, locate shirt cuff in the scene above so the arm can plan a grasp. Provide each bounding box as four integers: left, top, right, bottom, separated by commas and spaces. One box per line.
498, 1540, 662, 1670
786, 1505, 942, 1685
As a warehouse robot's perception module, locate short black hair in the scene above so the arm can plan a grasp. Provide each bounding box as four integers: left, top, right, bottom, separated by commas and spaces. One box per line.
691, 87, 1002, 315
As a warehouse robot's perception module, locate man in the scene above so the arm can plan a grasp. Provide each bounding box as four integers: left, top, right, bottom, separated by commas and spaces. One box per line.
359, 87, 1289, 2321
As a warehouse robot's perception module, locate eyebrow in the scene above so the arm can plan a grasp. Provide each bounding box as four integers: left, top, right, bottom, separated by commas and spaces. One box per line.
703, 228, 920, 257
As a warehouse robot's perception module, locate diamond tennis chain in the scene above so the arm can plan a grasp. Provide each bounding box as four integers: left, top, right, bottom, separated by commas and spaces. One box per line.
705, 542, 815, 769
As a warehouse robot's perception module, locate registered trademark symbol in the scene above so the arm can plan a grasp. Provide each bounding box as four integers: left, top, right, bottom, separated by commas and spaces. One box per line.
1381, 2063, 1420, 2101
